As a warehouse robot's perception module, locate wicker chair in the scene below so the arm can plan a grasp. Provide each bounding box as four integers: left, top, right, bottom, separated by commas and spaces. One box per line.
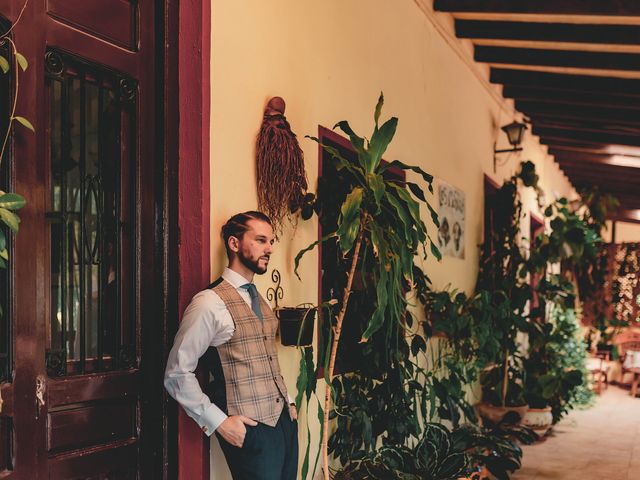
613, 330, 640, 397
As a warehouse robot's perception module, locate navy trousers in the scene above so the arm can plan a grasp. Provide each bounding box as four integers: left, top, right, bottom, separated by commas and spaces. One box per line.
216, 408, 298, 480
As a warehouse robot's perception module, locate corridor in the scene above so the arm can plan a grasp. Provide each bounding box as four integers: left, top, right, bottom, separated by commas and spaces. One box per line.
513, 387, 640, 480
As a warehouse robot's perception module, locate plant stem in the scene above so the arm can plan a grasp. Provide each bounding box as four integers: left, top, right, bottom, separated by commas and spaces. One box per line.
322, 220, 365, 480
0, 38, 20, 169
502, 348, 509, 407
0, 0, 29, 41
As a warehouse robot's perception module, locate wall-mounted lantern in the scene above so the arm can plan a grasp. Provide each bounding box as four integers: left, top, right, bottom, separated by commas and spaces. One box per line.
494, 121, 527, 171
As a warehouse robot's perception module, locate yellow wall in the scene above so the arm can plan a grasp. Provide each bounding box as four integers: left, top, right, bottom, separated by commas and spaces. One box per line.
602, 221, 640, 243
209, 1, 576, 477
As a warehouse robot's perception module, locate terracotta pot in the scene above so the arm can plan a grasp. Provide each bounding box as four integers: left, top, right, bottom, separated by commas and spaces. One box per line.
276, 307, 315, 346
522, 406, 553, 435
476, 402, 528, 425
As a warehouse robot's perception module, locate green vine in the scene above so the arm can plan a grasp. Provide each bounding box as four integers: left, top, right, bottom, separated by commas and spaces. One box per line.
0, 3, 30, 270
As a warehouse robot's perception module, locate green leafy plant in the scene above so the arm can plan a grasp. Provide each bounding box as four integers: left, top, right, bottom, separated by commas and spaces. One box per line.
454, 420, 537, 480
475, 162, 538, 408
524, 307, 591, 422
333, 423, 470, 480
294, 93, 441, 479
0, 11, 29, 272
332, 420, 537, 480
523, 196, 599, 420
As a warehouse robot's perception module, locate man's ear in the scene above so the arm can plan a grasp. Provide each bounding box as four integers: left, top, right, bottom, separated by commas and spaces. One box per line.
228, 236, 240, 253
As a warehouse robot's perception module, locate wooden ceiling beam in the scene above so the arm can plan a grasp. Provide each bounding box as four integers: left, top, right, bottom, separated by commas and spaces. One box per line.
570, 185, 640, 208
557, 172, 640, 191
558, 167, 640, 183
548, 149, 640, 168
537, 127, 640, 148
476, 46, 640, 72
474, 39, 640, 54
490, 68, 640, 95
608, 211, 640, 224
555, 160, 640, 179
434, 1, 640, 17
502, 86, 640, 110
456, 20, 640, 47
516, 100, 640, 127
452, 13, 640, 27
542, 140, 640, 157
532, 118, 640, 137
537, 125, 640, 147
549, 145, 640, 159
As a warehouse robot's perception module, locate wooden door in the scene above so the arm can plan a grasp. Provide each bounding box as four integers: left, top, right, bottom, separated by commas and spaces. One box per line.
0, 1, 163, 478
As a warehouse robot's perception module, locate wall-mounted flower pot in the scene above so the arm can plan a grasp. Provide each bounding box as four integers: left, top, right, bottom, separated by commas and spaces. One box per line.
522, 406, 553, 435
276, 307, 315, 347
476, 402, 528, 425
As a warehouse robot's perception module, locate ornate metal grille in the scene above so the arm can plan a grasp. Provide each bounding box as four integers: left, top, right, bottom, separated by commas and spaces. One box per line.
46, 49, 137, 376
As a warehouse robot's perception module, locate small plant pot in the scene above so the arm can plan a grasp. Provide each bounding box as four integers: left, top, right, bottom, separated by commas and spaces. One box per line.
522, 406, 553, 435
276, 307, 315, 347
476, 402, 529, 425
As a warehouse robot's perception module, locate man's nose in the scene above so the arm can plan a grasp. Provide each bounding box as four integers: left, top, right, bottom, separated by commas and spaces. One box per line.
265, 244, 273, 255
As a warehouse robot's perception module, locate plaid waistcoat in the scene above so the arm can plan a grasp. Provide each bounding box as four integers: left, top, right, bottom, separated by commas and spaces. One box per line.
211, 279, 289, 427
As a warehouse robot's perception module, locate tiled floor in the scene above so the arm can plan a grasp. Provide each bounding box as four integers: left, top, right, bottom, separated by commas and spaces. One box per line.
512, 386, 640, 480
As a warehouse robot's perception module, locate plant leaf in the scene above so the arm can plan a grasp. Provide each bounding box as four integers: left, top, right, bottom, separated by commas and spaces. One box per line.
306, 136, 365, 178
366, 173, 385, 211
294, 232, 337, 279
15, 52, 28, 72
0, 193, 26, 210
374, 92, 384, 128
361, 269, 389, 340
407, 182, 426, 201
381, 160, 434, 192
368, 117, 398, 173
426, 200, 440, 228
332, 121, 370, 171
13, 116, 34, 132
0, 56, 9, 74
0, 208, 20, 233
336, 187, 363, 254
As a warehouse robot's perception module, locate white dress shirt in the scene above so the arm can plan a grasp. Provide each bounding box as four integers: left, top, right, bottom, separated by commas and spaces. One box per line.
164, 267, 291, 436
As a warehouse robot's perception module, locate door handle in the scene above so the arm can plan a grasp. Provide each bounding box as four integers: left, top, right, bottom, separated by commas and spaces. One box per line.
35, 375, 45, 419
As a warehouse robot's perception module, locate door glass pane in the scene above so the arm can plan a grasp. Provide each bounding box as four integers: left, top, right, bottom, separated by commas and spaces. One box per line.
46, 49, 135, 376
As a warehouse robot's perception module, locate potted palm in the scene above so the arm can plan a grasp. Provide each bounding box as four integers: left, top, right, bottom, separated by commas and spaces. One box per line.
293, 93, 441, 479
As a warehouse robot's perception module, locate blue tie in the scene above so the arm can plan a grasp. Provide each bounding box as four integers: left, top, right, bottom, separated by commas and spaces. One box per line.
241, 283, 263, 323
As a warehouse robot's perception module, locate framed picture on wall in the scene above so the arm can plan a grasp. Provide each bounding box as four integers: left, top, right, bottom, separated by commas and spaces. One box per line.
438, 180, 465, 259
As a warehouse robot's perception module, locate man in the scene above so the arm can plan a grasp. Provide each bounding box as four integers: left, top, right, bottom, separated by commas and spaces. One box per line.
165, 211, 298, 479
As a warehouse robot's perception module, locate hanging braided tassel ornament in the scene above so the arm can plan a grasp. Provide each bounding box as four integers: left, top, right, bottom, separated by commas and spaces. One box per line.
256, 97, 308, 234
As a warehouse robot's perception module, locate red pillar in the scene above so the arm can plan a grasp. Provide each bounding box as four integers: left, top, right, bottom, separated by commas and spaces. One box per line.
178, 0, 211, 478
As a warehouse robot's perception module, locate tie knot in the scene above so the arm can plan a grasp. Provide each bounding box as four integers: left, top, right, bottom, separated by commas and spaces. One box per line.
242, 283, 258, 299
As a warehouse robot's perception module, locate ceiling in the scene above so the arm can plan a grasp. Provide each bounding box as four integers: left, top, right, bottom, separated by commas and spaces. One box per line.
433, 0, 640, 223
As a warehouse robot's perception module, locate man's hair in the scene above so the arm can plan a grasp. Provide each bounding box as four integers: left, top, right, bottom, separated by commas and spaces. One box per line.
221, 211, 272, 256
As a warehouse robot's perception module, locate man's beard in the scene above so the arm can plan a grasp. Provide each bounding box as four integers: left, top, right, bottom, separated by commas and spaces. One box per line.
238, 250, 268, 274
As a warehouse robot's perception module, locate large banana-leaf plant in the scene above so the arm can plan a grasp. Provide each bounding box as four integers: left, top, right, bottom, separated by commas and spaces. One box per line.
294, 94, 441, 479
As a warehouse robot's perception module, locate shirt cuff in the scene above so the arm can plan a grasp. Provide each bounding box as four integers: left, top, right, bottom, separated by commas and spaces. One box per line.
287, 393, 295, 406
199, 403, 228, 437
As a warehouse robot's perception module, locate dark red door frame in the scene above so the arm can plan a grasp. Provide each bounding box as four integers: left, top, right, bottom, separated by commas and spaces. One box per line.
175, 0, 211, 479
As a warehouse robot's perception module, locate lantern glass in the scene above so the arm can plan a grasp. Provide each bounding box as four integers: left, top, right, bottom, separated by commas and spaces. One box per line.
501, 121, 527, 147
